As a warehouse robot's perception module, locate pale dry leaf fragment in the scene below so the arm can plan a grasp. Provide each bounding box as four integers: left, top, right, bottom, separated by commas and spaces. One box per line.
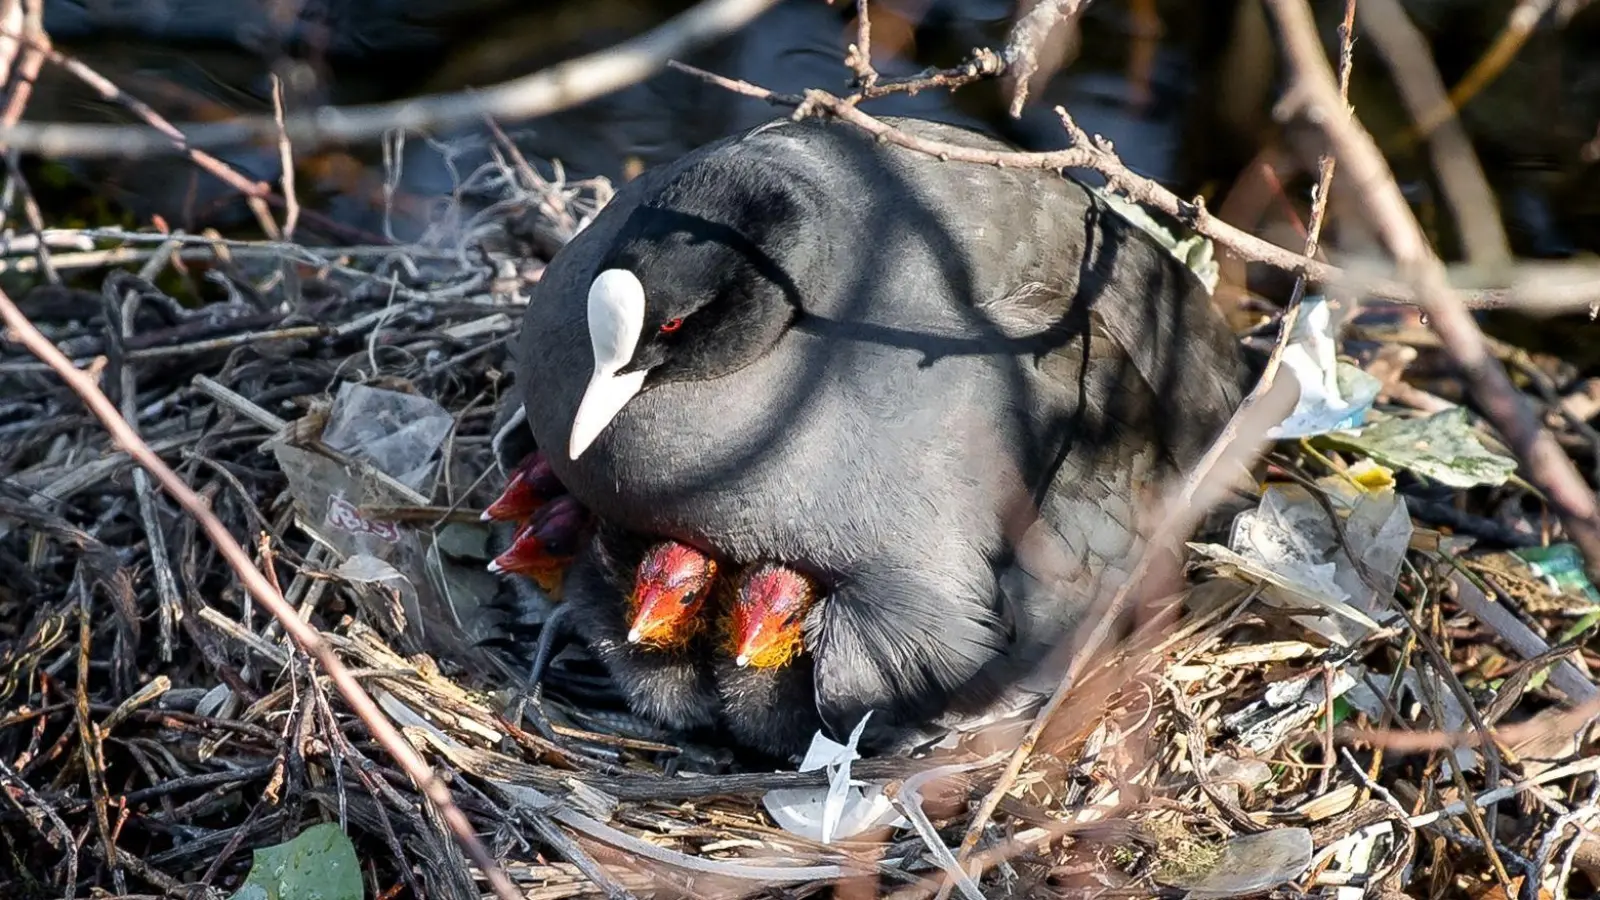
194, 682, 235, 720
1096, 188, 1221, 292
1314, 819, 1396, 900
1155, 827, 1313, 898
333, 553, 418, 639
335, 553, 409, 586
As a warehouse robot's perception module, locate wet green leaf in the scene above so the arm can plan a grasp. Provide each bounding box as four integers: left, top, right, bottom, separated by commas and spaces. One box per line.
228, 822, 362, 900
1326, 408, 1516, 489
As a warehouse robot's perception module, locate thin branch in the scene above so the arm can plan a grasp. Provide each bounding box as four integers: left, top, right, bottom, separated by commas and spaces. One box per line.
1004, 0, 1092, 115
1358, 0, 1512, 268
844, 0, 876, 91
1406, 0, 1555, 143
861, 48, 1007, 100
1302, 0, 1356, 801
668, 61, 1600, 315
0, 0, 53, 281
0, 0, 782, 157
271, 75, 300, 242
24, 34, 279, 235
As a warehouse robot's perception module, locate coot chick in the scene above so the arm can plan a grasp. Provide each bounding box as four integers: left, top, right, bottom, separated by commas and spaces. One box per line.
487, 493, 588, 596
516, 115, 1247, 749
481, 454, 720, 726
545, 528, 724, 730
625, 541, 720, 647
481, 451, 565, 524
715, 561, 824, 760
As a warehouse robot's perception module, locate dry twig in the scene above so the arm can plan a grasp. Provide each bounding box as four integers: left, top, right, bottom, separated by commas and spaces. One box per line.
667, 61, 1600, 315
0, 0, 783, 156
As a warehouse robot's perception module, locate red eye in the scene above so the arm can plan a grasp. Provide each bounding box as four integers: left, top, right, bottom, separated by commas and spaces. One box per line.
660, 317, 684, 334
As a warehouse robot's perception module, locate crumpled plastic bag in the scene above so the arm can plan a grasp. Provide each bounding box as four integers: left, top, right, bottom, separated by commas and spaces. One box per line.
1344, 664, 1476, 773
319, 383, 454, 493
1190, 479, 1412, 646
763, 713, 907, 843
271, 383, 504, 671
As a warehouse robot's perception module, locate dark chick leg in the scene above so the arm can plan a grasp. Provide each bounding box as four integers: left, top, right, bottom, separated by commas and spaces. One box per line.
521, 602, 576, 740
527, 603, 575, 690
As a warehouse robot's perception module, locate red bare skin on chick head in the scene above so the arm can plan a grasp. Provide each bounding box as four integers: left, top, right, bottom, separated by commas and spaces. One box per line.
486, 494, 587, 595
481, 451, 563, 523
627, 542, 718, 649
729, 562, 817, 669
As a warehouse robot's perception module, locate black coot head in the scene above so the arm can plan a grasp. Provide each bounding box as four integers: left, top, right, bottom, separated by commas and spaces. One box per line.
566, 161, 823, 460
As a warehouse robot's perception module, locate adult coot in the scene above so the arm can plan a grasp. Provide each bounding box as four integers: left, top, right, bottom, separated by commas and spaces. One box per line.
514, 115, 1246, 751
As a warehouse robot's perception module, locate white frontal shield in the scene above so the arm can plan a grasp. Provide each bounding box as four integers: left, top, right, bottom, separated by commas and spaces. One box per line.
569, 268, 648, 460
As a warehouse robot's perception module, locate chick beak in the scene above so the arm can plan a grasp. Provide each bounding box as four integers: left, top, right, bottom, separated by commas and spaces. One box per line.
733, 616, 801, 668
571, 269, 648, 460
625, 580, 702, 647
481, 451, 562, 522
731, 564, 815, 669
627, 543, 717, 648
486, 495, 588, 594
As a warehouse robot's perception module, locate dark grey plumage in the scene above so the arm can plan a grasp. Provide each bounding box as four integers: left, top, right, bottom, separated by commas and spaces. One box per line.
514, 115, 1246, 754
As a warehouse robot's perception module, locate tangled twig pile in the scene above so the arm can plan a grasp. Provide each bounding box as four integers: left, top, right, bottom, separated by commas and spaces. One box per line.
4, 0, 1600, 897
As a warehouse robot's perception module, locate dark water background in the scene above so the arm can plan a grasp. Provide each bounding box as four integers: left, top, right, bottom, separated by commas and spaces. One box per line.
26, 0, 1600, 266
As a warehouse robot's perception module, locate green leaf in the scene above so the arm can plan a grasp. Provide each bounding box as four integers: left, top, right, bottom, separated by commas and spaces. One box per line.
1094, 188, 1221, 293
1559, 609, 1600, 645
1325, 408, 1516, 489
229, 822, 363, 900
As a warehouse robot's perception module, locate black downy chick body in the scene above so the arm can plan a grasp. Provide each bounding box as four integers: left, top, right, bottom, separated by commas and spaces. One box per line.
481, 413, 721, 732
714, 561, 827, 760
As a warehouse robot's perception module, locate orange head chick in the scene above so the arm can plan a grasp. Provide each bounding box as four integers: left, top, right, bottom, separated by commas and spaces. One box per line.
627, 542, 718, 648
486, 494, 588, 594
728, 562, 818, 669
481, 451, 564, 523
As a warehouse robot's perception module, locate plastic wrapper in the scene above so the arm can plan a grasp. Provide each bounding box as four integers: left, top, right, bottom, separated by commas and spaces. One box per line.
271, 382, 506, 674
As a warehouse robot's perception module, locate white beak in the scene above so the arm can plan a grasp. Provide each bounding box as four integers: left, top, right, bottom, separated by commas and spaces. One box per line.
570, 268, 648, 460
